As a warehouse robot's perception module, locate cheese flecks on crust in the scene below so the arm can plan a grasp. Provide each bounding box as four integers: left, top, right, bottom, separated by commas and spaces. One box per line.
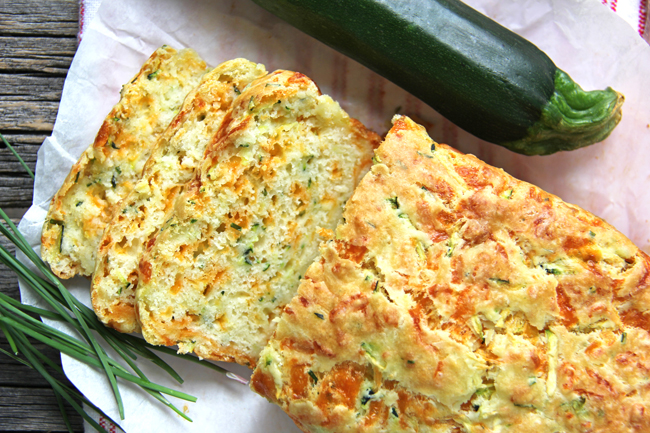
90, 60, 267, 333
250, 116, 650, 433
41, 46, 208, 278
136, 71, 380, 367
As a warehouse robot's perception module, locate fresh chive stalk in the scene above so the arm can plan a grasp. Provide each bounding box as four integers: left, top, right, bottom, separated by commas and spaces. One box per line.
0, 136, 248, 430
0, 342, 118, 433
0, 133, 34, 179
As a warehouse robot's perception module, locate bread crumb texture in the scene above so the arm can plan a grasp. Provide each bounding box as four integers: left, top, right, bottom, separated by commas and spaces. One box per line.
91, 59, 267, 333
251, 116, 650, 433
41, 46, 208, 278
136, 70, 380, 367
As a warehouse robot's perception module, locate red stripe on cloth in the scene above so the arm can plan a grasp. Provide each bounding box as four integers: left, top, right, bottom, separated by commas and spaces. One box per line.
640, 0, 648, 35
78, 0, 86, 41
98, 414, 119, 432
611, 0, 618, 12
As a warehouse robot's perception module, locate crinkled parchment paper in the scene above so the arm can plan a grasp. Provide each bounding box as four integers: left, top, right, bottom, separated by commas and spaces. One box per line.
16, 0, 650, 431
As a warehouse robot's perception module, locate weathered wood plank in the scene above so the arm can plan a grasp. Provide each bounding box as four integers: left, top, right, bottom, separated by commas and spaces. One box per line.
1, 217, 24, 301
1, 1, 86, 430
0, 339, 70, 388
0, 216, 76, 394
0, 0, 79, 38
0, 77, 64, 177
0, 387, 83, 432
0, 270, 20, 300
0, 176, 34, 207
0, 134, 41, 177
0, 134, 45, 147
0, 74, 66, 101
0, 100, 59, 132
0, 36, 77, 75
0, 219, 84, 432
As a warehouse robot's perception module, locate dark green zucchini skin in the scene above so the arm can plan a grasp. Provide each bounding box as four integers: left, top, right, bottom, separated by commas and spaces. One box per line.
252, 0, 623, 155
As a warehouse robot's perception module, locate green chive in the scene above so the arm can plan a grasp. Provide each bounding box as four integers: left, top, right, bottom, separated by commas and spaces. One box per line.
0, 147, 252, 428
0, 133, 34, 179
489, 278, 510, 284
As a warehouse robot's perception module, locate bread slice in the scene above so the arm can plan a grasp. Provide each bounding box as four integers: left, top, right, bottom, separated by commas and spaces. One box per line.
91, 59, 267, 333
41, 46, 208, 278
251, 116, 650, 432
136, 70, 380, 367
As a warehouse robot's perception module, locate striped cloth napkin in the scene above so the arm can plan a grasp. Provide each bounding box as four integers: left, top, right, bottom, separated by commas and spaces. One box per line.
602, 0, 649, 39
75, 0, 648, 431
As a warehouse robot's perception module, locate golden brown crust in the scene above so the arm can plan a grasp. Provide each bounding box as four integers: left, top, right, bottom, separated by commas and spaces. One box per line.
41, 46, 208, 278
251, 116, 650, 432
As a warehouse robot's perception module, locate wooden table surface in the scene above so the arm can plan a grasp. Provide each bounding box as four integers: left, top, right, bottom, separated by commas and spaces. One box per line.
0, 0, 85, 431
2, 2, 648, 433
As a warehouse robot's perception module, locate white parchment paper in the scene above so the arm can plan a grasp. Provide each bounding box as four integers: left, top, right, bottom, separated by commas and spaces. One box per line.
16, 0, 650, 431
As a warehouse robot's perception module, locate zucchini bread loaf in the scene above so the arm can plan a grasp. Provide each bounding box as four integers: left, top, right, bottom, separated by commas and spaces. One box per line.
136, 70, 380, 367
251, 116, 650, 433
91, 59, 267, 333
41, 46, 208, 278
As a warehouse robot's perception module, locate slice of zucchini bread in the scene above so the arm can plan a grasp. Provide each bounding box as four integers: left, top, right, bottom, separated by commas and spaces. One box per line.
91, 59, 267, 333
41, 46, 208, 278
251, 116, 650, 433
136, 70, 380, 367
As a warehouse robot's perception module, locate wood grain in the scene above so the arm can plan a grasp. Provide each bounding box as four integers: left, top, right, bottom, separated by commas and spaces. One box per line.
0, 387, 84, 432
0, 340, 70, 388
0, 36, 77, 75
0, 0, 79, 37
0, 0, 84, 431
0, 220, 20, 301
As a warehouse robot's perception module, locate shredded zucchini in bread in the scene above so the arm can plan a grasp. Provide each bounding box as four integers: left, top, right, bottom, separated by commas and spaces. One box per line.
136, 70, 380, 367
251, 116, 650, 433
91, 59, 267, 333
41, 46, 208, 278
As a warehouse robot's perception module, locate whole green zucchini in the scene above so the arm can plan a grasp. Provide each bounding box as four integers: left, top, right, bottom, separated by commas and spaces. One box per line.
252, 0, 623, 155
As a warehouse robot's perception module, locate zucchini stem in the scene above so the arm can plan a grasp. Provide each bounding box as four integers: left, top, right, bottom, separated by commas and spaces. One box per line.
505, 69, 624, 155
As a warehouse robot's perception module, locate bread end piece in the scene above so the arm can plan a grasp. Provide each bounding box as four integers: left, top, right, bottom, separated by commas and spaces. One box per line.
251, 115, 650, 432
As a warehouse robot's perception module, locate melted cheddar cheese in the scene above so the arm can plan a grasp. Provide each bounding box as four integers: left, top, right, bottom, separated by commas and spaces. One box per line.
251, 116, 650, 433
90, 59, 267, 333
41, 46, 208, 278
136, 71, 379, 367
